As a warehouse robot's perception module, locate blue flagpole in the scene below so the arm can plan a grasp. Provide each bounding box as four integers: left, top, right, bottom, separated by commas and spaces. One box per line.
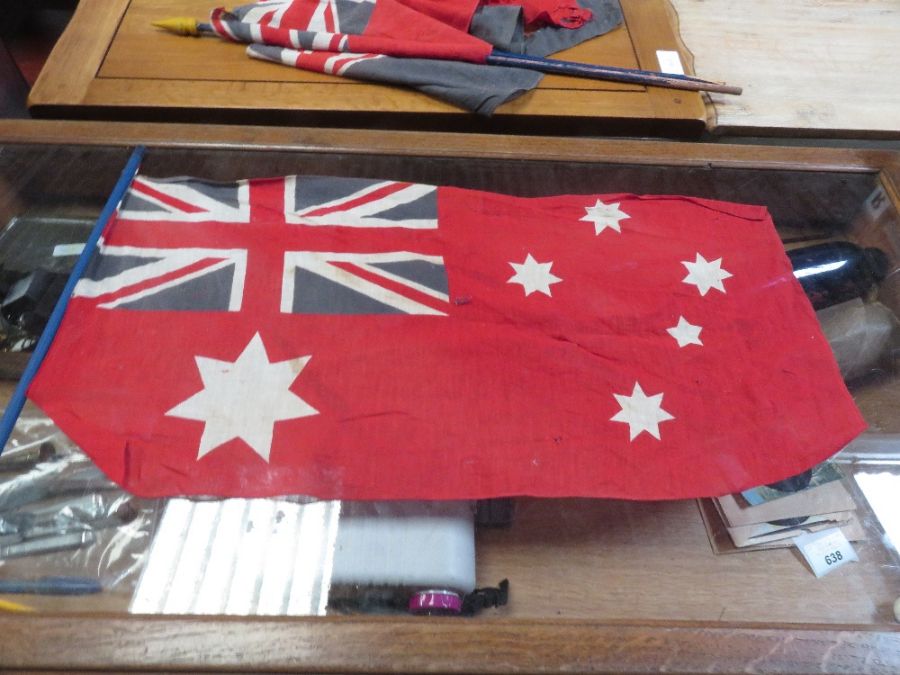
486, 50, 742, 95
0, 145, 146, 456
156, 20, 742, 96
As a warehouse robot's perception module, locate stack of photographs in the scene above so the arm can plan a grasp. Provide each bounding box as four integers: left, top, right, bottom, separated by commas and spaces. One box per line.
699, 463, 865, 554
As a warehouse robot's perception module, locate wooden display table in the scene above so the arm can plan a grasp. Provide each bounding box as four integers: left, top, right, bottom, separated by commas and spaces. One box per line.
26, 0, 706, 135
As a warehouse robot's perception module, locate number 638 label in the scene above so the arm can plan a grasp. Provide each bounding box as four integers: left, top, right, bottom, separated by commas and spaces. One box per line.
794, 528, 858, 578
823, 550, 844, 565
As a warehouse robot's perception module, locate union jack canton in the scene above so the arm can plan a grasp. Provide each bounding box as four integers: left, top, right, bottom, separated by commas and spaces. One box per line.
76, 175, 448, 316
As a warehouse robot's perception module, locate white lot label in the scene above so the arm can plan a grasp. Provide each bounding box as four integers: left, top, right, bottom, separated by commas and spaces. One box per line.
656, 50, 685, 75
52, 243, 85, 257
864, 185, 890, 220
793, 527, 858, 578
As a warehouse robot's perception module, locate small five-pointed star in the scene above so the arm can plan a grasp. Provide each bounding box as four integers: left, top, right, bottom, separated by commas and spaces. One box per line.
166, 333, 319, 462
580, 199, 630, 235
508, 253, 562, 297
682, 253, 733, 296
610, 382, 675, 441
667, 316, 703, 348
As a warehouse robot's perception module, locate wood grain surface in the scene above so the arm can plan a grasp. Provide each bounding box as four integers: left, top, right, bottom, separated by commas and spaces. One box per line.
672, 0, 900, 137
1, 119, 895, 170
1, 614, 899, 673
27, 0, 705, 135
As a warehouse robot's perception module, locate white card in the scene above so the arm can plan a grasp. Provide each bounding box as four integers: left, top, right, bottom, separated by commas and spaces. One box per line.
656, 50, 685, 75
793, 527, 858, 577
863, 185, 890, 220
52, 243, 85, 257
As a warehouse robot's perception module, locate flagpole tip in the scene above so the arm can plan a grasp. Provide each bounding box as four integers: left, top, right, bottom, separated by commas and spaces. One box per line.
152, 17, 202, 36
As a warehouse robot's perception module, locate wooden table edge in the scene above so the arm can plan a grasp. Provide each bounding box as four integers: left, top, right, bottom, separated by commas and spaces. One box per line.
707, 124, 900, 141
661, 0, 718, 130
0, 120, 895, 175
26, 0, 130, 109
0, 614, 898, 673
621, 0, 708, 127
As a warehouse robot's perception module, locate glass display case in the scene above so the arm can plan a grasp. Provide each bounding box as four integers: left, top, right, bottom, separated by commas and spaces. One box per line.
0, 121, 898, 673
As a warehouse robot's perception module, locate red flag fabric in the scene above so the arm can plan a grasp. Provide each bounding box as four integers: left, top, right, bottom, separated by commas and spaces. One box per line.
484, 0, 594, 29
210, 0, 493, 63
204, 0, 623, 114
27, 174, 865, 500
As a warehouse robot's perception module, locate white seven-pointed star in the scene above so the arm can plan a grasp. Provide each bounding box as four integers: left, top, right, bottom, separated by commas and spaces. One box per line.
507, 253, 562, 297
681, 253, 733, 296
610, 382, 675, 441
666, 316, 703, 348
166, 333, 318, 462
579, 199, 630, 235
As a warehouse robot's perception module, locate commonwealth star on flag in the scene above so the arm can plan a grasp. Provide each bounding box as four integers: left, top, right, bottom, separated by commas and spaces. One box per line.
28, 175, 865, 500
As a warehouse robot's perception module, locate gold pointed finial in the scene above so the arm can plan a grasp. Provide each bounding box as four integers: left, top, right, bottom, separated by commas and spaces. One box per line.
152, 17, 203, 36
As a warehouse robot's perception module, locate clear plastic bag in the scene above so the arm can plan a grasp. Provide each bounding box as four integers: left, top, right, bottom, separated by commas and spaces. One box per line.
0, 406, 159, 592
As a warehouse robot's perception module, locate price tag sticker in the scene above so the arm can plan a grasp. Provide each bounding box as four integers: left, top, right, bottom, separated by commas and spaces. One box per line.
52, 243, 85, 257
656, 50, 685, 75
863, 185, 889, 220
793, 528, 858, 578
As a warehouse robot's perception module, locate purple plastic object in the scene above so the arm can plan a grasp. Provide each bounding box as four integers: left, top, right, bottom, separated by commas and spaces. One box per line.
408, 589, 462, 615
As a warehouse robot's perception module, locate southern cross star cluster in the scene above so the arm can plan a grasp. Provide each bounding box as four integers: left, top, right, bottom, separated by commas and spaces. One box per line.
506, 199, 732, 443
167, 199, 733, 462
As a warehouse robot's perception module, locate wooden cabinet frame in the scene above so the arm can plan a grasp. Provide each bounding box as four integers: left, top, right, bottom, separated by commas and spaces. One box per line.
0, 120, 898, 673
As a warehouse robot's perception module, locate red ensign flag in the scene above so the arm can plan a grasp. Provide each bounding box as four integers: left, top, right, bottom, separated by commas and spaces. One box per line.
28, 174, 865, 499
200, 0, 623, 114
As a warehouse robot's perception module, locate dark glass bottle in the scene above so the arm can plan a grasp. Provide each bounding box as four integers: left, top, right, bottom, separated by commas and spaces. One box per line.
787, 242, 889, 310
